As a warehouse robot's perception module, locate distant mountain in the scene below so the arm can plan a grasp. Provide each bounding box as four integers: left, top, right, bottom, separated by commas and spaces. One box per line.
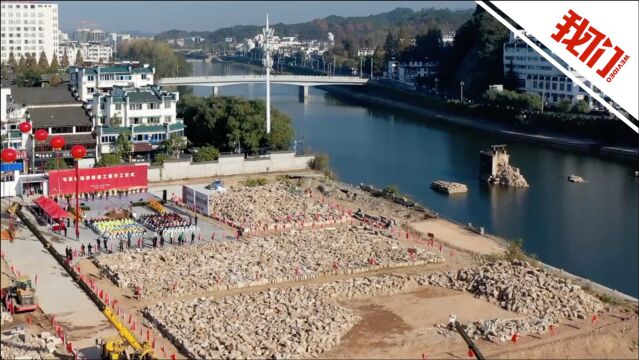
154, 7, 472, 48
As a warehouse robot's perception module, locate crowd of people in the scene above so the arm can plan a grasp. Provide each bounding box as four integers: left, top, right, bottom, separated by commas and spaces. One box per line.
87, 217, 146, 240
140, 213, 199, 237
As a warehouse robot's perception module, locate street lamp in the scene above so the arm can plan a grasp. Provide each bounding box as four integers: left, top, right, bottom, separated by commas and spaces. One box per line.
434, 77, 439, 93
460, 81, 465, 102
71, 144, 86, 242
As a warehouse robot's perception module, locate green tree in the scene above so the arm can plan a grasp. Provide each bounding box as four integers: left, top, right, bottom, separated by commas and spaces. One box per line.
554, 99, 572, 113
193, 146, 220, 162
38, 51, 49, 69
571, 100, 590, 114
75, 49, 84, 66
410, 29, 443, 60
49, 56, 60, 73
49, 74, 62, 87
16, 69, 42, 87
162, 133, 187, 158
178, 95, 294, 154
8, 52, 17, 68
95, 153, 122, 167
17, 56, 27, 73
115, 131, 133, 162
25, 54, 38, 70
61, 50, 70, 68
44, 158, 69, 170
117, 39, 192, 79
309, 154, 330, 172
383, 31, 400, 60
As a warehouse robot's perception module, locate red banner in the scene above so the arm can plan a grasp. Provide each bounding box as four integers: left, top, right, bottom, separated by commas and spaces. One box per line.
48, 164, 148, 196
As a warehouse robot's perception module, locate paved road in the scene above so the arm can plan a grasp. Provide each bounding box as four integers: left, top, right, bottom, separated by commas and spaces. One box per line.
2, 199, 116, 358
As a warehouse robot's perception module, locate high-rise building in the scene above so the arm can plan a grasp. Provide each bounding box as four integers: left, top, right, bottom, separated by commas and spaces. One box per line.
503, 31, 595, 106
0, 2, 59, 64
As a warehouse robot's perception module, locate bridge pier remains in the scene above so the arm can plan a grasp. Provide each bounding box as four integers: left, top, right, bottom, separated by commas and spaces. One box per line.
298, 86, 309, 103
212, 86, 220, 97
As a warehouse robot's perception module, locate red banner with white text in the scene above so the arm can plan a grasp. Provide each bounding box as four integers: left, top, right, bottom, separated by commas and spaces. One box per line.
47, 164, 148, 196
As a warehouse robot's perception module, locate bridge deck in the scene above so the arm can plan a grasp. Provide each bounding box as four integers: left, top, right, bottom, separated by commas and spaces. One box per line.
157, 75, 368, 87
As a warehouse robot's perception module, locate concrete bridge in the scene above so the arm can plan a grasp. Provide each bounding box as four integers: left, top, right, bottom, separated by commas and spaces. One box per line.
157, 75, 368, 99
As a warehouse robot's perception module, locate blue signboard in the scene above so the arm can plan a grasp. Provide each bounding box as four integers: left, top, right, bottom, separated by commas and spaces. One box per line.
1, 162, 23, 172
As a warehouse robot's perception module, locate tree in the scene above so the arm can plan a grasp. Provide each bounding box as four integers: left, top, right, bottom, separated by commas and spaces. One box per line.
383, 31, 399, 60
25, 54, 38, 70
117, 39, 193, 79
162, 133, 187, 158
16, 69, 42, 87
411, 29, 443, 60
178, 95, 294, 154
95, 153, 122, 167
193, 146, 220, 162
572, 100, 590, 114
38, 51, 49, 69
115, 131, 132, 162
49, 56, 60, 73
49, 74, 62, 87
554, 99, 572, 113
75, 49, 84, 66
44, 158, 69, 170
309, 154, 330, 172
61, 49, 70, 68
110, 115, 123, 127
17, 56, 27, 73
8, 52, 17, 68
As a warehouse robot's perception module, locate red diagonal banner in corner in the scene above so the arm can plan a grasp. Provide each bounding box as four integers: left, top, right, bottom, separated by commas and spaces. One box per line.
478, 1, 638, 133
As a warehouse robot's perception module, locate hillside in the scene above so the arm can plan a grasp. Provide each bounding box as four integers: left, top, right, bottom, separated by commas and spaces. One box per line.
154, 7, 473, 48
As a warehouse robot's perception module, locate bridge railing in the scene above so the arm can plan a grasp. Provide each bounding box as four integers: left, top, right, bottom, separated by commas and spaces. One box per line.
158, 74, 367, 82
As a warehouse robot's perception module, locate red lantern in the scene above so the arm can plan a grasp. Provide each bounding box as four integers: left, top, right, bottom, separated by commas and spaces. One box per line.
34, 129, 49, 142
19, 122, 32, 134
50, 136, 65, 150
71, 145, 87, 160
1, 148, 18, 163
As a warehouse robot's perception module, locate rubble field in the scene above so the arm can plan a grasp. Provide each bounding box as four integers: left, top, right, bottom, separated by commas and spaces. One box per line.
95, 226, 444, 299
208, 181, 349, 233
144, 260, 605, 359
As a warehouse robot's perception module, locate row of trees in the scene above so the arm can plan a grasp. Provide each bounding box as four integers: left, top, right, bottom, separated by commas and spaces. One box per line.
178, 95, 294, 155
117, 39, 192, 79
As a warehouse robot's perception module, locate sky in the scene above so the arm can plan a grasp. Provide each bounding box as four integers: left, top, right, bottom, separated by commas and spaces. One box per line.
58, 1, 475, 34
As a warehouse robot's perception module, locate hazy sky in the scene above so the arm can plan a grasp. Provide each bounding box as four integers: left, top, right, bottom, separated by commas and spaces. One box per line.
58, 1, 475, 33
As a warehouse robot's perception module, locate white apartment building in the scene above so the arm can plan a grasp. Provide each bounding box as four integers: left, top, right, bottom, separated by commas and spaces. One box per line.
58, 41, 113, 65
503, 31, 594, 106
108, 32, 130, 54
92, 85, 185, 161
74, 28, 106, 43
91, 85, 179, 127
386, 60, 439, 84
0, 2, 59, 63
68, 64, 155, 102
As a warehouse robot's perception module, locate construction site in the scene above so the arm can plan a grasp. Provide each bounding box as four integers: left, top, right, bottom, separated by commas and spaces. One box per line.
1, 172, 638, 359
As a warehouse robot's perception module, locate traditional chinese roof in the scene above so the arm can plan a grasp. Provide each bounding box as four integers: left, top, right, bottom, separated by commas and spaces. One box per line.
29, 106, 92, 127
11, 86, 77, 106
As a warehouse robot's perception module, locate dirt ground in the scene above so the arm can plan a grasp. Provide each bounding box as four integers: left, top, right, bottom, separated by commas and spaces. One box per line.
409, 219, 506, 255
325, 287, 638, 359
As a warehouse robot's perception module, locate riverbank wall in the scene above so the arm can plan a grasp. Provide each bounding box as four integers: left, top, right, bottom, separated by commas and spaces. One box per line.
218, 57, 638, 161
147, 151, 314, 182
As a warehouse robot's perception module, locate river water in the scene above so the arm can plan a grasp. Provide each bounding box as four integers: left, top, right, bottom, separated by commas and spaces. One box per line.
189, 60, 639, 297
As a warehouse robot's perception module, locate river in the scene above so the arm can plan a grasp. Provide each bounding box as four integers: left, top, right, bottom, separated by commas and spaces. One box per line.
189, 60, 639, 297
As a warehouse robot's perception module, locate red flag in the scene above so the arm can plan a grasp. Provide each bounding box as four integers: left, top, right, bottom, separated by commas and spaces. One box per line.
146, 329, 150, 342
98, 289, 104, 300
549, 324, 556, 335
131, 320, 136, 331
591, 314, 598, 324
467, 348, 474, 358
170, 354, 176, 360
27, 316, 32, 327
152, 337, 156, 349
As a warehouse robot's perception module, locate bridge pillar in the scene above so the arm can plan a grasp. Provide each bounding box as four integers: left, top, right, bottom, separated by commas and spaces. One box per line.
298, 86, 309, 103
212, 86, 220, 97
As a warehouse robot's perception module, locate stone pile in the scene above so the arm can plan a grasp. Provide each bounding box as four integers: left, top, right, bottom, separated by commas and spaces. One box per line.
0, 327, 64, 359
430, 181, 468, 194
424, 260, 603, 322
488, 163, 529, 187
95, 227, 444, 299
145, 286, 360, 359
209, 181, 348, 232
435, 316, 554, 342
